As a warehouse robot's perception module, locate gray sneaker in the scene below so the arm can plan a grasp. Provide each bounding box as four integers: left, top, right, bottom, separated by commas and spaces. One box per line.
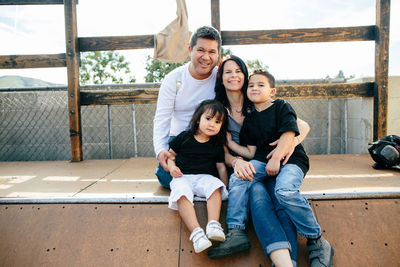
207, 229, 251, 259
307, 236, 334, 267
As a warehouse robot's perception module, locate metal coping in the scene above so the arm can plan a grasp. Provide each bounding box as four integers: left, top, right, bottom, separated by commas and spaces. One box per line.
1, 191, 399, 205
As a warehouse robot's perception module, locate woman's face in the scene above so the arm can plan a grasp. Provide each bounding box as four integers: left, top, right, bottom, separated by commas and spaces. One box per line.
222, 60, 245, 92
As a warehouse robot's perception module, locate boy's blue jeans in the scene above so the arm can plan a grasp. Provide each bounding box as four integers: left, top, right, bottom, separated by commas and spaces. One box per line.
250, 175, 297, 266
251, 160, 321, 239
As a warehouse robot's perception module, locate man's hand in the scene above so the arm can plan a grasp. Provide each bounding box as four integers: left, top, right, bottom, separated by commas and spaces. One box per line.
267, 139, 295, 165
266, 158, 280, 176
157, 150, 174, 171
234, 159, 256, 181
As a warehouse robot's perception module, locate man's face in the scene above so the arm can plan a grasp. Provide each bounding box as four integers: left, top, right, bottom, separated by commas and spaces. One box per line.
188, 38, 219, 80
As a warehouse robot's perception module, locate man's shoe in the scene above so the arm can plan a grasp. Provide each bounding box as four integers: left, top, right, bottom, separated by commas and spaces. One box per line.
307, 236, 334, 267
207, 229, 251, 259
190, 227, 212, 253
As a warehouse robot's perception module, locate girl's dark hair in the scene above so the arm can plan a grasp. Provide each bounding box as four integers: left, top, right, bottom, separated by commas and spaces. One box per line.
249, 69, 276, 88
214, 55, 252, 116
188, 99, 228, 145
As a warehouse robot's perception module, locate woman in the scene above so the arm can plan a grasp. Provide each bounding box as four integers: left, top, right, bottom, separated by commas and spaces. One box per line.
208, 55, 310, 267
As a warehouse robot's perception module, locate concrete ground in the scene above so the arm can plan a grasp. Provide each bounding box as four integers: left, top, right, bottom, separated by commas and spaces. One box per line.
1, 154, 399, 201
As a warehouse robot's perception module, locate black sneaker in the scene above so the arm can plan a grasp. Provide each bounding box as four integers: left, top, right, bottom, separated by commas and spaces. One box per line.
307, 236, 334, 267
207, 229, 251, 259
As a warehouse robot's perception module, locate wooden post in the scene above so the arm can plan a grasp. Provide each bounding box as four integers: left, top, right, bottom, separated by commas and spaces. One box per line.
374, 0, 390, 140
64, 0, 83, 161
210, 0, 220, 32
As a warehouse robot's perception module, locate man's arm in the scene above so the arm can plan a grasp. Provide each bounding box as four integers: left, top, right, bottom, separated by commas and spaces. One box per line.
153, 72, 178, 170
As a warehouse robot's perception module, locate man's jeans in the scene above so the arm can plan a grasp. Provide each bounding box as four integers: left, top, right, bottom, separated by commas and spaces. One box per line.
250, 175, 298, 265
225, 173, 251, 229
251, 160, 321, 239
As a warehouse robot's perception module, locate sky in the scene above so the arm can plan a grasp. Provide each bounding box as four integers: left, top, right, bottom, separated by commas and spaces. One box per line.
0, 0, 399, 84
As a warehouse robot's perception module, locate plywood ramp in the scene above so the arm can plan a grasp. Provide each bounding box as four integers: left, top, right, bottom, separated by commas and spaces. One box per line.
1, 198, 399, 267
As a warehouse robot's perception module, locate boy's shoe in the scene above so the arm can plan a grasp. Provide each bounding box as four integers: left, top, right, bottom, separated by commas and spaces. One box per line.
190, 227, 212, 253
207, 229, 251, 259
307, 236, 334, 267
206, 220, 226, 242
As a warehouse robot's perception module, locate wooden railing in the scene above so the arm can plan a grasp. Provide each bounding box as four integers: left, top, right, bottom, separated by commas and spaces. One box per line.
0, 0, 391, 162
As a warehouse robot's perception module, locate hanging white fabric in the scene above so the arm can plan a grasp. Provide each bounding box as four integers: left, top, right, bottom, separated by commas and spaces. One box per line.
153, 0, 191, 63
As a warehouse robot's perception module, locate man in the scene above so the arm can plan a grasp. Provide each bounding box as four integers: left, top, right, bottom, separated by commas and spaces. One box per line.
153, 26, 221, 189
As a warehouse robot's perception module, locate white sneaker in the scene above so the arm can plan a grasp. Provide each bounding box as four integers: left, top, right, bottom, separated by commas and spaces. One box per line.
190, 227, 212, 253
206, 220, 226, 242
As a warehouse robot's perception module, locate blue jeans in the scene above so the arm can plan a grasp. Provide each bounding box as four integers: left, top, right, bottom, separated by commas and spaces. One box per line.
155, 137, 175, 190
252, 160, 321, 239
250, 177, 298, 266
225, 173, 251, 230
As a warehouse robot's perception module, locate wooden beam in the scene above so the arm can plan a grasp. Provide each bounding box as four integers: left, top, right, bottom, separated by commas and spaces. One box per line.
0, 54, 66, 69
374, 0, 390, 140
79, 82, 374, 106
0, 0, 64, 4
221, 26, 376, 45
210, 0, 220, 32
64, 0, 83, 162
275, 82, 374, 99
79, 35, 154, 52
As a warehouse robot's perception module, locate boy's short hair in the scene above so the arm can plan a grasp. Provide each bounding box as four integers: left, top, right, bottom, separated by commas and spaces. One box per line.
189, 26, 221, 50
250, 69, 276, 88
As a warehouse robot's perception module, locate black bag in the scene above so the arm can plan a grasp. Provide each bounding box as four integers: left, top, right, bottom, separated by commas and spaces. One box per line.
368, 135, 400, 169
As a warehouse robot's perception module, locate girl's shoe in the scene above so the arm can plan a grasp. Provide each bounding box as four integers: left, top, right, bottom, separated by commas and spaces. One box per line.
190, 227, 212, 253
206, 220, 226, 242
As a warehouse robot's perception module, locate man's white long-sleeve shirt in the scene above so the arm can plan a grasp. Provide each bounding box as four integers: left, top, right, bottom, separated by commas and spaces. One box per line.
153, 63, 217, 157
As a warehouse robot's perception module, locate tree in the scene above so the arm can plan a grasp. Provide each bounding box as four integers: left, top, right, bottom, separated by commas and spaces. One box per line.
246, 59, 269, 74
144, 56, 186, 83
80, 51, 136, 85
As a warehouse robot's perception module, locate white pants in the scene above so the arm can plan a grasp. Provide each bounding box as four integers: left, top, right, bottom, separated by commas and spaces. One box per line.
168, 174, 228, 210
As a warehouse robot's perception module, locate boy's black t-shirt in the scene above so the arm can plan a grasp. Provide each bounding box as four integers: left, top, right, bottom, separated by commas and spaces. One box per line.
169, 130, 224, 177
240, 99, 309, 174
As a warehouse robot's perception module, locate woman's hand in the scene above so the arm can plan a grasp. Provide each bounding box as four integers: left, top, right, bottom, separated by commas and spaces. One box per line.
234, 159, 256, 181
169, 166, 183, 178
266, 158, 280, 176
266, 138, 296, 165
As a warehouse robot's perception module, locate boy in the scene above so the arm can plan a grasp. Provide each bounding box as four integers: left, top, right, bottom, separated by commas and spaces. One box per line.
227, 69, 334, 267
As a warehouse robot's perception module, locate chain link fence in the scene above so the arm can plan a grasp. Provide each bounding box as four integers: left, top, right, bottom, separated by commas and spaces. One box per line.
0, 86, 372, 162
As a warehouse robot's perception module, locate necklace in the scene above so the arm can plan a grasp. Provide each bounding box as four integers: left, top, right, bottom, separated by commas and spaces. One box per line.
231, 106, 242, 113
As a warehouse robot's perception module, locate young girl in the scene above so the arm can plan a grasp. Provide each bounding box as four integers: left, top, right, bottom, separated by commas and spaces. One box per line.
167, 99, 229, 253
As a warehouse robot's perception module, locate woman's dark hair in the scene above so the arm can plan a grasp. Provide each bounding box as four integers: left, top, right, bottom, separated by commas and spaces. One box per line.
188, 99, 228, 145
214, 55, 252, 116
249, 69, 276, 88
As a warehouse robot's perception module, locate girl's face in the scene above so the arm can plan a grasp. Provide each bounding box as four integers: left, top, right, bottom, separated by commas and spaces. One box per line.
197, 109, 224, 137
247, 74, 276, 104
222, 60, 245, 92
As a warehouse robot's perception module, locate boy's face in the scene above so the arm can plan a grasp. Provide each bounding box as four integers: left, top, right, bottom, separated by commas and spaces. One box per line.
198, 110, 223, 137
247, 74, 276, 104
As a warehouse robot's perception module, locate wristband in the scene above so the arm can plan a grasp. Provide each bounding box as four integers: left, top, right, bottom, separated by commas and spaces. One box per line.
232, 156, 243, 168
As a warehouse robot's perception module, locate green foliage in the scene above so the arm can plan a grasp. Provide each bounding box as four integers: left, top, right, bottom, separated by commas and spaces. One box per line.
246, 59, 269, 74
144, 56, 186, 83
80, 51, 136, 85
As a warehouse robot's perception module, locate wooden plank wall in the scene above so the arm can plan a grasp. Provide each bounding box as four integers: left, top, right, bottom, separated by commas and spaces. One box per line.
0, 0, 391, 161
